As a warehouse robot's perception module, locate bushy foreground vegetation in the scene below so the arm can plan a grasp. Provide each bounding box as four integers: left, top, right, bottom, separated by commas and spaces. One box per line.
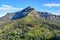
0, 13, 60, 40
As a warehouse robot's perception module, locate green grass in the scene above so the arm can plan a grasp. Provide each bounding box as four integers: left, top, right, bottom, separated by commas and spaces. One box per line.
0, 13, 60, 40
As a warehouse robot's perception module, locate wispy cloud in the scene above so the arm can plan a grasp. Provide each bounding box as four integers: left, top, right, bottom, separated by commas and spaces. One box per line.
0, 4, 23, 11
43, 3, 60, 7
54, 10, 60, 13
51, 10, 60, 15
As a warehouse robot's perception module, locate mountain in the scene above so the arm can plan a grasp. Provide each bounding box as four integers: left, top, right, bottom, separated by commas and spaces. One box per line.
0, 6, 60, 40
38, 12, 60, 23
0, 6, 35, 21
0, 6, 60, 23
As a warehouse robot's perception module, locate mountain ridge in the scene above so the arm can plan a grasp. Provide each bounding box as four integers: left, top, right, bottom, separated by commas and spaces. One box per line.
0, 6, 60, 40
0, 6, 60, 23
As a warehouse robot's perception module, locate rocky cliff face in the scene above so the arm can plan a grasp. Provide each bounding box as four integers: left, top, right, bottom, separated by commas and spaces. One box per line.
11, 6, 35, 20
38, 12, 60, 23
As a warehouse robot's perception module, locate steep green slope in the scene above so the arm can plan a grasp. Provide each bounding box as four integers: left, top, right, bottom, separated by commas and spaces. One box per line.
0, 11, 60, 40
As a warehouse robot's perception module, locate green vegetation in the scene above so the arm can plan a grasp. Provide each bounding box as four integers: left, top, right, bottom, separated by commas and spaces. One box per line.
0, 13, 60, 40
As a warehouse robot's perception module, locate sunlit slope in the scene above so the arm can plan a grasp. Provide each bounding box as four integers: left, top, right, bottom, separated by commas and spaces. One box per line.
0, 9, 60, 40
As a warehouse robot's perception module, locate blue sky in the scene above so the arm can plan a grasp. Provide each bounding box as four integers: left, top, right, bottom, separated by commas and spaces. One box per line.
0, 0, 60, 17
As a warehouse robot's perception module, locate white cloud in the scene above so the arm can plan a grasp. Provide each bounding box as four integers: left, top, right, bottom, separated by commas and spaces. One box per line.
2, 4, 13, 8
0, 4, 23, 17
0, 4, 23, 11
51, 10, 60, 15
43, 3, 60, 7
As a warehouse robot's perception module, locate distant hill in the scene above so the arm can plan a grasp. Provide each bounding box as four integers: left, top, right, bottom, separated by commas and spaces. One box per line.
38, 12, 60, 23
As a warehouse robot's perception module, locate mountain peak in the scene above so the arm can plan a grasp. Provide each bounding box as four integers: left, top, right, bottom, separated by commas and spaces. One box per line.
0, 6, 36, 21
11, 6, 35, 20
